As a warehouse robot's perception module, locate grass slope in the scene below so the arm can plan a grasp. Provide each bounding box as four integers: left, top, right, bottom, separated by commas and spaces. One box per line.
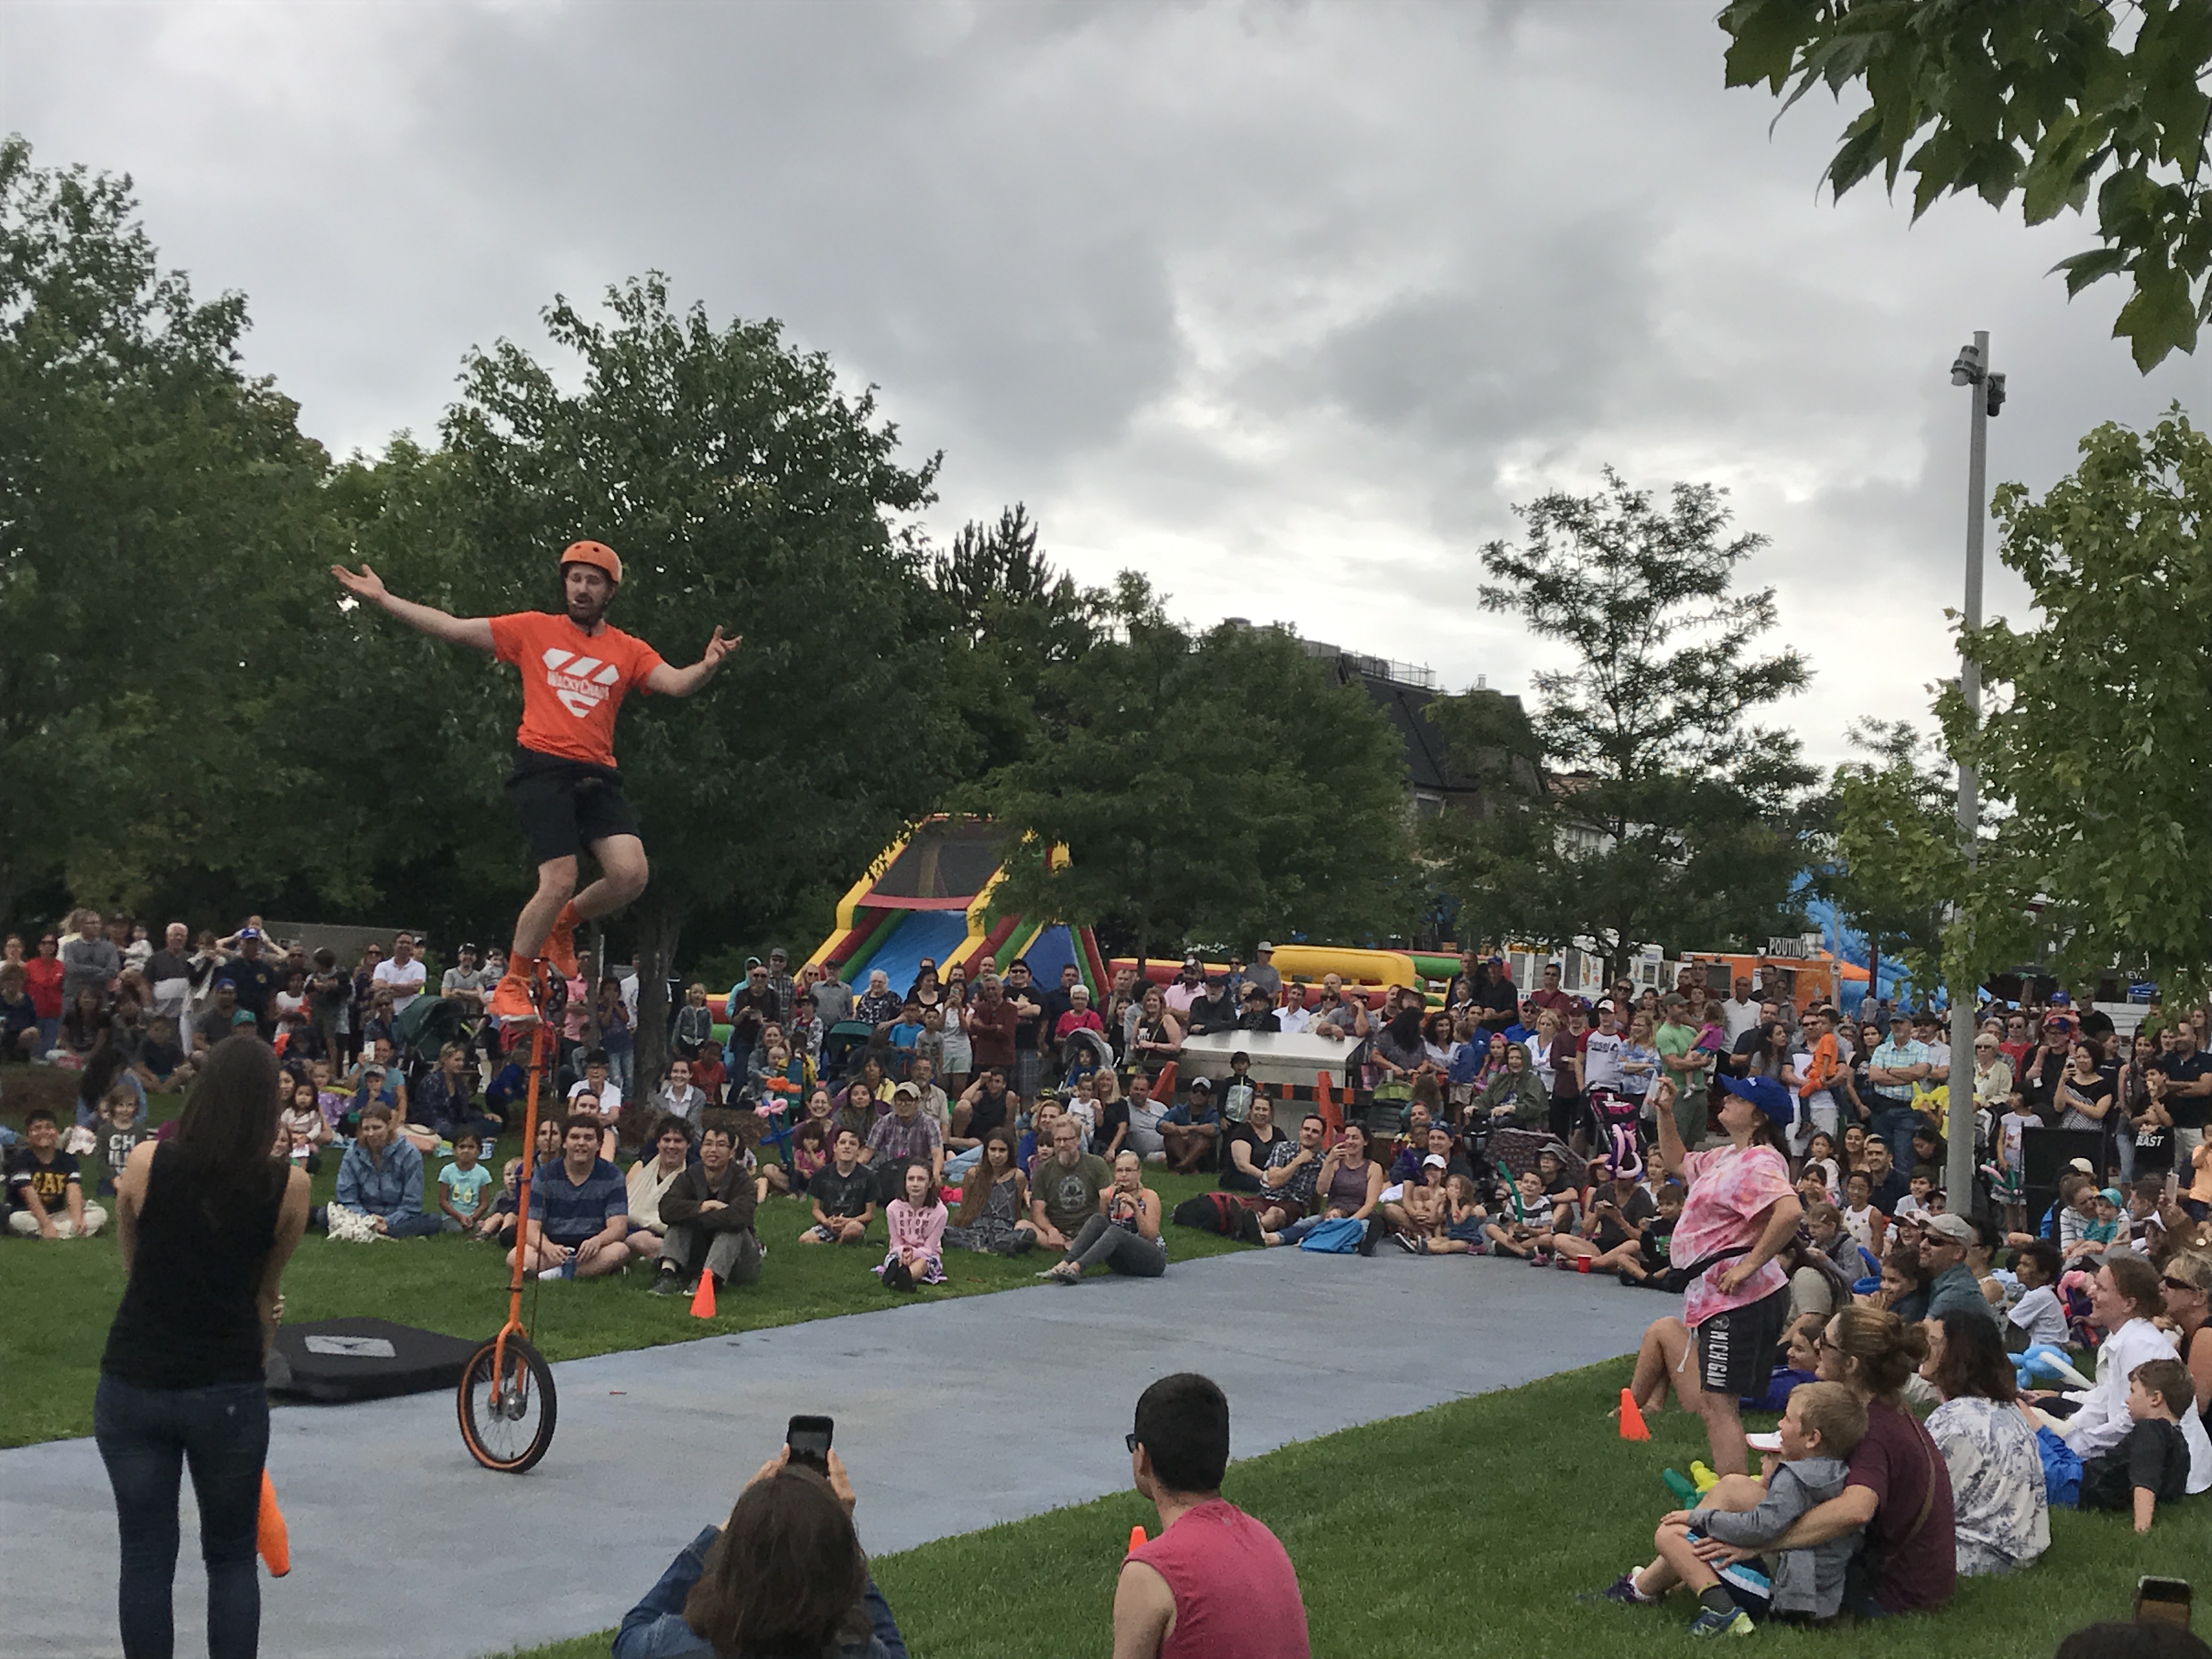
496, 1358, 2208, 1659
0, 1088, 1245, 1447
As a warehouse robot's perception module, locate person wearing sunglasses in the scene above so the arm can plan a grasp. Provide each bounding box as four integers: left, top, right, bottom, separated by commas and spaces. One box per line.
2160, 1251, 2212, 1428
24, 933, 65, 1058
1116, 1373, 1309, 1659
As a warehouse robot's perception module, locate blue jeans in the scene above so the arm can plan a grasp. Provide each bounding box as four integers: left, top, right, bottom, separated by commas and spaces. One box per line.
1870, 1103, 1922, 1168
94, 1373, 268, 1659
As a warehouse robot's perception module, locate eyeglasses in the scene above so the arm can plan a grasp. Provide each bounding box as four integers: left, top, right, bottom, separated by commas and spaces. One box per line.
1125, 1432, 1141, 1454
1813, 1333, 1838, 1354
2162, 1277, 2201, 1294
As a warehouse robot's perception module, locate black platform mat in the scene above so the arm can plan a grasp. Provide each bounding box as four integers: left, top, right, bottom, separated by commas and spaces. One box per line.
265, 1317, 482, 1403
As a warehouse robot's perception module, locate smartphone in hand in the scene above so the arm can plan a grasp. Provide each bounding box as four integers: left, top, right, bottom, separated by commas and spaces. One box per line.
787, 1414, 834, 1472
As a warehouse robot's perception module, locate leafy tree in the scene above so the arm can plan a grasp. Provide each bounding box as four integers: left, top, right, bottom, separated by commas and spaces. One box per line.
1819, 719, 1961, 995
930, 503, 1101, 776
1939, 409, 2212, 995
0, 137, 334, 929
326, 276, 970, 1079
979, 579, 1417, 968
1429, 469, 1816, 981
1721, 0, 2212, 369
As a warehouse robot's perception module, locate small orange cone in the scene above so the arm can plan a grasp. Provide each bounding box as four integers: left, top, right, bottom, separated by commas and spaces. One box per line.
257, 1470, 290, 1576
1127, 1524, 1148, 1554
690, 1273, 717, 1319
1619, 1387, 1651, 1442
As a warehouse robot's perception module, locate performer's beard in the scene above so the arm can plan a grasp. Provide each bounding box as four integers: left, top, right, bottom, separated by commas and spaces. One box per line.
566, 592, 610, 629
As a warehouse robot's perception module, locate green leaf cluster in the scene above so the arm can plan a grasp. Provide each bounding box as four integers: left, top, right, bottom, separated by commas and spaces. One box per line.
976, 581, 1419, 967
1427, 469, 1816, 979
1722, 0, 2212, 369
0, 137, 337, 923
1816, 719, 1966, 994
1940, 408, 2212, 997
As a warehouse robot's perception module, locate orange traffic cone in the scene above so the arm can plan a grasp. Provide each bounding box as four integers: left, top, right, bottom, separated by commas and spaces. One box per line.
257, 1470, 290, 1576
1618, 1387, 1651, 1442
1127, 1524, 1148, 1554
690, 1273, 717, 1319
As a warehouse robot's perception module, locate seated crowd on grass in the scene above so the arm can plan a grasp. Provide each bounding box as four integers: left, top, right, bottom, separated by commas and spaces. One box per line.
13, 918, 2212, 1637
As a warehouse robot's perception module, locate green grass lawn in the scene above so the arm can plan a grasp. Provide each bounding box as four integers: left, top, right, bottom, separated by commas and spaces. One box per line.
0, 1073, 1247, 1446
495, 1357, 2210, 1659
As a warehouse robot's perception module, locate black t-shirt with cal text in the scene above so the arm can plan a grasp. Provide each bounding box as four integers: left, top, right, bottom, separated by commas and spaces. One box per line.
2152, 1050, 2212, 1130
808, 1163, 874, 1220
7, 1147, 80, 1212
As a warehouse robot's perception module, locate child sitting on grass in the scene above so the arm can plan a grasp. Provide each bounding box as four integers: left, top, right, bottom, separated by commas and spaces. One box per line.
1614, 1179, 1684, 1285
439, 1131, 495, 1234
2079, 1358, 2196, 1533
873, 1160, 947, 1291
1482, 1167, 1560, 1261
1600, 1380, 1867, 1634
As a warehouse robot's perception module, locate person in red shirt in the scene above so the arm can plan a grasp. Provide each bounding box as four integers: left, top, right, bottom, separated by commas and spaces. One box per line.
1118, 1372, 1310, 1659
24, 931, 66, 1054
332, 541, 737, 1024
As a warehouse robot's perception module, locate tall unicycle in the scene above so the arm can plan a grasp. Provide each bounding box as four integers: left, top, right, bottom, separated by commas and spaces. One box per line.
459, 965, 560, 1473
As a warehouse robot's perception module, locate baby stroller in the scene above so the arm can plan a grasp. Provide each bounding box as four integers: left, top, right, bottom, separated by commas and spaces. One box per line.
817, 1020, 872, 1083
1585, 1087, 1645, 1182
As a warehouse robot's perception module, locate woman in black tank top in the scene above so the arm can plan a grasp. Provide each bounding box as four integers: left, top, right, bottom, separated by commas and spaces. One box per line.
97, 1035, 310, 1659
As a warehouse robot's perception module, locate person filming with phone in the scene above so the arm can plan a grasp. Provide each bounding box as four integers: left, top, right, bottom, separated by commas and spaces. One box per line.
614, 1420, 906, 1659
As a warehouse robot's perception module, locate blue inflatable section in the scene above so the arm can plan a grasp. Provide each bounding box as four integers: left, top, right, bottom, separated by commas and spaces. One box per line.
858, 910, 971, 1001
1796, 888, 1921, 1005
1017, 923, 1081, 989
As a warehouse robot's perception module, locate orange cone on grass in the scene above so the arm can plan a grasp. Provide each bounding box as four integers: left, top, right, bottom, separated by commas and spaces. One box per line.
690, 1273, 717, 1319
257, 1470, 290, 1576
1618, 1387, 1650, 1442
1127, 1525, 1148, 1554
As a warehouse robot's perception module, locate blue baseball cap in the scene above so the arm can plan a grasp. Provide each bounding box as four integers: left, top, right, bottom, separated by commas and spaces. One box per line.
1717, 1072, 1795, 1127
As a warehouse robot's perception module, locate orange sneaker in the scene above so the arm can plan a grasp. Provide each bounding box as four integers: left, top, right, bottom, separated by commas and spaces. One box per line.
544, 902, 583, 979
487, 966, 543, 1025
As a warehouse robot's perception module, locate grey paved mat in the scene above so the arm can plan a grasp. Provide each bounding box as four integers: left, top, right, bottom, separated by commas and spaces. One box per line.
2, 1248, 1656, 1658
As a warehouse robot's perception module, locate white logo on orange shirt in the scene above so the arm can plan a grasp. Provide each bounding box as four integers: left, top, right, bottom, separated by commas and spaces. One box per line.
540, 647, 621, 718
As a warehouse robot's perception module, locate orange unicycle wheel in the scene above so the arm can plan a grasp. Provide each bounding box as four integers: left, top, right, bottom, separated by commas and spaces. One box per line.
456, 1334, 557, 1473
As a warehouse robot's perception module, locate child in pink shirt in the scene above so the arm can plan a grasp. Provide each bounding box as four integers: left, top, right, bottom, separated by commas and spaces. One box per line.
874, 1161, 947, 1290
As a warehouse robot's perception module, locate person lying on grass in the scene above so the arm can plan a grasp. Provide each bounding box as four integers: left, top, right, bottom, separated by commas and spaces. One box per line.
1597, 1380, 1867, 1636
799, 1128, 876, 1245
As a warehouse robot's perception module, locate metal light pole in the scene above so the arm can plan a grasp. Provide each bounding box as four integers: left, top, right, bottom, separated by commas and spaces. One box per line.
1946, 331, 2002, 1212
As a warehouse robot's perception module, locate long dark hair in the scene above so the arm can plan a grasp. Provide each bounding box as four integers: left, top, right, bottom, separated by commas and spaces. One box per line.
685, 1465, 868, 1657
955, 1129, 1021, 1226
1927, 1307, 2018, 1403
177, 1035, 287, 1219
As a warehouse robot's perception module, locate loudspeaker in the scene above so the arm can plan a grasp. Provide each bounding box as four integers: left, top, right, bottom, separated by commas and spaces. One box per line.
2020, 1127, 2103, 1235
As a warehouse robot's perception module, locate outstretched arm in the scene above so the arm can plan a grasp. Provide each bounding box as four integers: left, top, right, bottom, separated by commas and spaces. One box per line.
331, 564, 495, 651
643, 629, 741, 697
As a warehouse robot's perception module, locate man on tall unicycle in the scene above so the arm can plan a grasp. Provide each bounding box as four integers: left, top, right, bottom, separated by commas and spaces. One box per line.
332, 541, 736, 1024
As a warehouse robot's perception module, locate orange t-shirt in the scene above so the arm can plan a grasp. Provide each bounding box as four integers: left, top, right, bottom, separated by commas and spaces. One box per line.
488, 612, 665, 769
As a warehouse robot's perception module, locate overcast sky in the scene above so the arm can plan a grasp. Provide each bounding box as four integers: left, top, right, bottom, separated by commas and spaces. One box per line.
7, 1, 2203, 763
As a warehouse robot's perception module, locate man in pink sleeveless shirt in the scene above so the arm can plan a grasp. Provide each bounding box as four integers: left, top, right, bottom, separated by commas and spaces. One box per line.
1115, 1373, 1310, 1659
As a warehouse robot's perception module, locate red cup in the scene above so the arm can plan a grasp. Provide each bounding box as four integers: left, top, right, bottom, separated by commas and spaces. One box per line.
1577, 1255, 1590, 1274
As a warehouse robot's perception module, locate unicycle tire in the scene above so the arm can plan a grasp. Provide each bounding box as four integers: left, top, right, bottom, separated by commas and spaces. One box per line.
457, 1335, 557, 1473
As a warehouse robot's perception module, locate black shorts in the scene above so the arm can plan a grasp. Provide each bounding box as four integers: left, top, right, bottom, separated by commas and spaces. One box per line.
505, 746, 640, 865
1696, 1284, 1791, 1398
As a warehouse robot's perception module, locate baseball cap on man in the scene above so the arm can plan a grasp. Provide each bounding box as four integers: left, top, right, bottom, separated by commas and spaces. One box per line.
1921, 1212, 1975, 1245
559, 539, 623, 585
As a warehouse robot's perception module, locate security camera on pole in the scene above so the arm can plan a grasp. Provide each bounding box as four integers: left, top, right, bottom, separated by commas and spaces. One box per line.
1945, 332, 2003, 1214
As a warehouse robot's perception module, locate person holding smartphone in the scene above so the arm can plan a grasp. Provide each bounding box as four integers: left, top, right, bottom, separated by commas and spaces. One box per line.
613, 1436, 907, 1659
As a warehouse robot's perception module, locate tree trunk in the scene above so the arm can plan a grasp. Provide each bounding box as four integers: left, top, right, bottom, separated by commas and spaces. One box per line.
631, 894, 688, 1095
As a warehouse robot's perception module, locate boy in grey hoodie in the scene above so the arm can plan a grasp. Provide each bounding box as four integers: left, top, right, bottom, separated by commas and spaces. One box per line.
1603, 1380, 1867, 1636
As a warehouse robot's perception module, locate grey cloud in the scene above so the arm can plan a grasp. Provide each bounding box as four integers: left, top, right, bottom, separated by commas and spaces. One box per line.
4, 0, 2204, 765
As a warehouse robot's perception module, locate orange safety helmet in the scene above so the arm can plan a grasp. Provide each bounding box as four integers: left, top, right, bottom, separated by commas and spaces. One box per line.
558, 539, 623, 586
